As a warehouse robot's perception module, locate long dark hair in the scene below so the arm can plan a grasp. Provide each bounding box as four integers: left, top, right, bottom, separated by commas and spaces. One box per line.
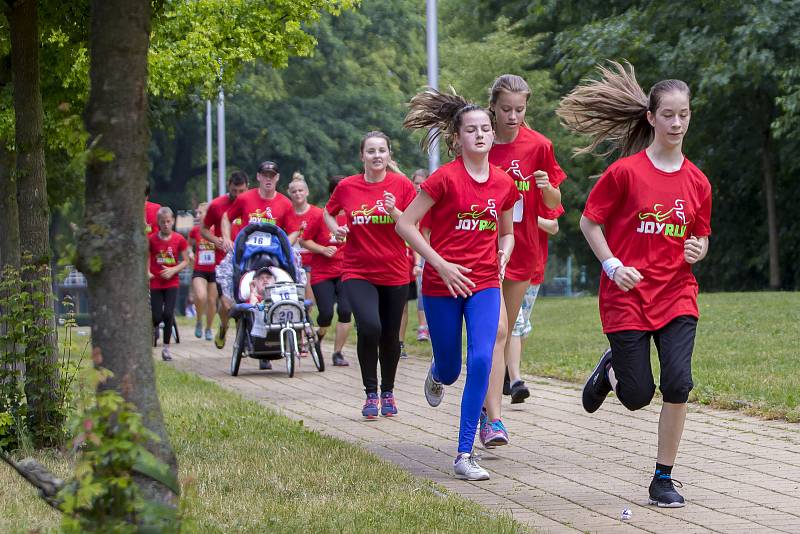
403, 87, 493, 156
556, 61, 691, 157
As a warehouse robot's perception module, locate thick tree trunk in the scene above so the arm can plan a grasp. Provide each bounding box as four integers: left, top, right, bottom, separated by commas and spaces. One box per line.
9, 0, 62, 447
79, 0, 178, 505
0, 145, 20, 270
761, 129, 780, 290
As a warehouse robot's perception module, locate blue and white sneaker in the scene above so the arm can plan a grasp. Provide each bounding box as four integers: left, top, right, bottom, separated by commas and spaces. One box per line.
380, 391, 398, 417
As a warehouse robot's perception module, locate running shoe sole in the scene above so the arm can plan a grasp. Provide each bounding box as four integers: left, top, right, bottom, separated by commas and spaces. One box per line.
510, 382, 530, 404
648, 498, 686, 508
582, 348, 612, 413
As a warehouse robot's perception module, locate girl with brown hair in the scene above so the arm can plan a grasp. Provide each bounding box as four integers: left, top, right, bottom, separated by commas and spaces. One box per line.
558, 62, 712, 507
480, 74, 566, 449
398, 89, 517, 480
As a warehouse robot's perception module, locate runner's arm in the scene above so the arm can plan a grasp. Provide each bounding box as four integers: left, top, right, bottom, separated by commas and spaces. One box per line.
497, 209, 515, 278
538, 216, 559, 236
580, 215, 642, 291
221, 212, 234, 251
201, 219, 222, 249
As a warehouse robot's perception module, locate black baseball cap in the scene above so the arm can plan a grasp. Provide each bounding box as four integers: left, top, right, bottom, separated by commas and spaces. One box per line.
258, 161, 279, 175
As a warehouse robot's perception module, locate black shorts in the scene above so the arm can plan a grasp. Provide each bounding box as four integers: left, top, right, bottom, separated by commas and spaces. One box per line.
406, 280, 417, 301
607, 315, 697, 409
192, 270, 216, 284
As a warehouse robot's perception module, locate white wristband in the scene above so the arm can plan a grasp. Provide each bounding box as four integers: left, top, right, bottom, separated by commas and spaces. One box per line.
601, 257, 623, 280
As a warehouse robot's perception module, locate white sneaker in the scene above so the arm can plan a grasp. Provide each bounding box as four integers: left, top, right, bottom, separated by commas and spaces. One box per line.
424, 363, 444, 407
453, 453, 489, 481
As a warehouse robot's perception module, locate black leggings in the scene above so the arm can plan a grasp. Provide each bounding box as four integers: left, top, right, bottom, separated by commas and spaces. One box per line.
311, 277, 352, 327
343, 279, 408, 395
151, 287, 178, 344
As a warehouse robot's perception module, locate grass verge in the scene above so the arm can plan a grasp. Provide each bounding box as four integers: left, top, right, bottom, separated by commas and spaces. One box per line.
1, 363, 529, 533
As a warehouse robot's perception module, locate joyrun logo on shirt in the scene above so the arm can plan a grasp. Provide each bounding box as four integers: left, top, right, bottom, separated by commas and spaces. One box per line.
636, 199, 688, 238
248, 207, 276, 224
506, 160, 533, 191
156, 249, 178, 265
455, 200, 498, 232
350, 200, 393, 225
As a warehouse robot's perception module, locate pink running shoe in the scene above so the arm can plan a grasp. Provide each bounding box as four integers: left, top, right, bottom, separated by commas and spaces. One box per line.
479, 413, 509, 449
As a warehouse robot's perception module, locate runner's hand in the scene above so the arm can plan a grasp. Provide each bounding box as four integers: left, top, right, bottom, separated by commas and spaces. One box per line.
612, 266, 643, 292
684, 236, 703, 264
497, 249, 510, 281
334, 225, 349, 242
412, 265, 422, 277
436, 261, 475, 298
148, 272, 154, 280
383, 191, 396, 214
214, 236, 225, 250
159, 267, 178, 280
322, 246, 337, 258
222, 236, 234, 253
534, 170, 551, 190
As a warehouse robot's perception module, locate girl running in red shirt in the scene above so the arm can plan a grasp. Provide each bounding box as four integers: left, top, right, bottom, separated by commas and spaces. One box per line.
557, 62, 712, 507
398, 89, 517, 481
481, 74, 566, 449
149, 206, 189, 361
324, 132, 416, 419
189, 202, 217, 341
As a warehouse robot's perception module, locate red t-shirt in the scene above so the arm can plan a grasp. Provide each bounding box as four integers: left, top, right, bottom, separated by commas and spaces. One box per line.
304, 211, 347, 285
226, 189, 293, 241
203, 193, 240, 263
489, 126, 566, 282
420, 158, 518, 297
285, 205, 323, 269
145, 201, 161, 235
325, 171, 416, 286
189, 226, 216, 273
530, 200, 565, 285
149, 232, 188, 290
583, 150, 712, 333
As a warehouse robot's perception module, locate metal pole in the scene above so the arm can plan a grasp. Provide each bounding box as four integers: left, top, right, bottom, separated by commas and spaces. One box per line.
216, 88, 226, 197
426, 0, 439, 172
206, 100, 213, 202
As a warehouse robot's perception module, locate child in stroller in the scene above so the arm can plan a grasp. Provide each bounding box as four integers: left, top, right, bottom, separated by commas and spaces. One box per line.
228, 223, 324, 377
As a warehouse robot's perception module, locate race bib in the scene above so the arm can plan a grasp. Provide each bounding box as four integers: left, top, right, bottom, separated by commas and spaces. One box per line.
198, 250, 215, 265
512, 194, 524, 223
270, 286, 297, 302
246, 232, 271, 246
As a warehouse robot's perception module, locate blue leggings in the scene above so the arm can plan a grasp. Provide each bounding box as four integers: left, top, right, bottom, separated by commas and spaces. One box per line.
424, 288, 501, 453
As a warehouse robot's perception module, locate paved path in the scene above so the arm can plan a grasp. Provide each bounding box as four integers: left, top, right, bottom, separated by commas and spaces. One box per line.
165, 336, 800, 533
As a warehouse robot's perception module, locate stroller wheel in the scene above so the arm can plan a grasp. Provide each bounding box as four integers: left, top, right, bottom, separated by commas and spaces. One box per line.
284, 331, 296, 378
230, 321, 244, 376
309, 338, 324, 372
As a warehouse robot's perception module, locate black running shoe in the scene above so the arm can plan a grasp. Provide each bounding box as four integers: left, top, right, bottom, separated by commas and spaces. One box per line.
582, 348, 612, 413
648, 474, 685, 507
332, 351, 350, 367
510, 380, 530, 404
259, 359, 272, 370
502, 368, 511, 395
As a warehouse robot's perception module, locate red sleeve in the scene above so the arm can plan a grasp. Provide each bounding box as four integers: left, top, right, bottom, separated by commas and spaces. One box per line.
542, 202, 565, 220
189, 227, 198, 242
226, 195, 244, 224
419, 169, 446, 203
583, 167, 623, 225
401, 178, 416, 210
326, 184, 343, 216
276, 196, 294, 230
284, 212, 299, 233
304, 210, 323, 243
203, 202, 218, 229
501, 178, 518, 211
542, 142, 567, 188
693, 184, 712, 237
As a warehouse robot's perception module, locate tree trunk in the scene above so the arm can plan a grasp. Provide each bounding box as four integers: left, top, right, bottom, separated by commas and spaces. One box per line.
761, 128, 780, 290
9, 0, 62, 447
79, 0, 178, 505
0, 145, 20, 270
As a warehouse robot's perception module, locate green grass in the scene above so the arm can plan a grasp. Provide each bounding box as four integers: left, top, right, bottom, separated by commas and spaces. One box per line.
1, 364, 529, 533
403, 292, 800, 421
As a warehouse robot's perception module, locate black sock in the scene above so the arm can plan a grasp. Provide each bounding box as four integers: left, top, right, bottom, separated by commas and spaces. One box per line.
655, 463, 673, 478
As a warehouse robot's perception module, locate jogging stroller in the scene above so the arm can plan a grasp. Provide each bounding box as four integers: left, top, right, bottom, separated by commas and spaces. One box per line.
228, 222, 323, 377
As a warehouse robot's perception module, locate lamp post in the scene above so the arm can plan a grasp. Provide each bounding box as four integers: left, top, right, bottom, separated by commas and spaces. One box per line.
426, 0, 439, 172
216, 59, 226, 197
